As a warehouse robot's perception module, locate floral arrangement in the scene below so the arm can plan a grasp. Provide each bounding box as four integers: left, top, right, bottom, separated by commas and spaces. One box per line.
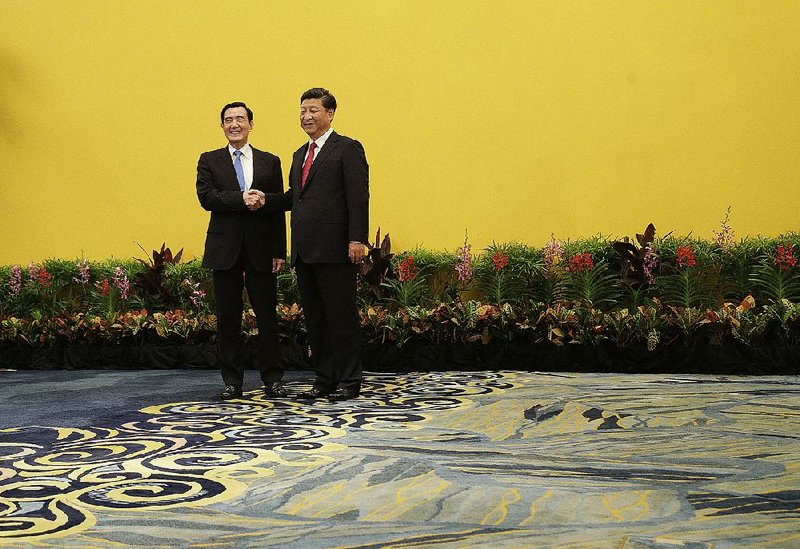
1, 219, 800, 354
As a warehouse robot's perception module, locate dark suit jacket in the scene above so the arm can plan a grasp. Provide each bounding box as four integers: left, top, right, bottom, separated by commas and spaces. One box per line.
196, 146, 286, 271
267, 131, 369, 264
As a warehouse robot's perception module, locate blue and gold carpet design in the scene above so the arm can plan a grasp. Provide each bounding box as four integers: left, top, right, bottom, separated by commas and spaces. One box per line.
1, 371, 799, 548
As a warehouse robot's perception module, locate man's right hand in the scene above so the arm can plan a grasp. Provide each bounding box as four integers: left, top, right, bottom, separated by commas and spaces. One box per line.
243, 190, 265, 210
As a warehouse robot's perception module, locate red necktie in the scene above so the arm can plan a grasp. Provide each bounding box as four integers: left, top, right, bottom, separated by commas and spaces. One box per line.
301, 142, 317, 188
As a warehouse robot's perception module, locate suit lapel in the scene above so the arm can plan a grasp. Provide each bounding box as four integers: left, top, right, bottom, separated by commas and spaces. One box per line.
213, 147, 239, 191
250, 148, 263, 191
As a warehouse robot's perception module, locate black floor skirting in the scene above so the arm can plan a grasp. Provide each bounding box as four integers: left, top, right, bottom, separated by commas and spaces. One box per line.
2, 341, 798, 375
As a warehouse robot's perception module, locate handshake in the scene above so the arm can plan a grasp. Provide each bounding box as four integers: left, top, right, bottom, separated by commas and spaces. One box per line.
243, 190, 266, 211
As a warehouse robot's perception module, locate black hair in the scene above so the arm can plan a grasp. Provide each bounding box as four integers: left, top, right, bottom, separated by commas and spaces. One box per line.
300, 88, 337, 110
220, 101, 253, 123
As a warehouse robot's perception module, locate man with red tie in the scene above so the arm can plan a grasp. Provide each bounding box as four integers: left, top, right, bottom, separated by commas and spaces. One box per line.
265, 88, 370, 401
196, 102, 288, 401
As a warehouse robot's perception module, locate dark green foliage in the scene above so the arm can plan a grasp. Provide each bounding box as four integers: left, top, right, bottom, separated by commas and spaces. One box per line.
477, 242, 544, 304
749, 261, 800, 303
556, 260, 622, 310
402, 248, 458, 302
277, 269, 300, 307
656, 268, 716, 309
382, 277, 429, 309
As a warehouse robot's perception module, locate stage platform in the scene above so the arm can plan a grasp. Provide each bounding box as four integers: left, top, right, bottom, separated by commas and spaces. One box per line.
1, 369, 799, 548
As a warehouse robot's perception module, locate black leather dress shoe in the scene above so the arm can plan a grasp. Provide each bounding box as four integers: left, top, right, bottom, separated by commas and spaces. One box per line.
328, 388, 360, 402
263, 381, 288, 398
220, 385, 243, 400
296, 387, 330, 400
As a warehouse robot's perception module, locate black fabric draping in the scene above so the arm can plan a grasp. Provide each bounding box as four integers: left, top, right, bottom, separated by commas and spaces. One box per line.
3, 342, 798, 375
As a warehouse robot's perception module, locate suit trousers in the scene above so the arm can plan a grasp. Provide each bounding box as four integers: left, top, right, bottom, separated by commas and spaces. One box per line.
294, 257, 362, 392
212, 248, 282, 386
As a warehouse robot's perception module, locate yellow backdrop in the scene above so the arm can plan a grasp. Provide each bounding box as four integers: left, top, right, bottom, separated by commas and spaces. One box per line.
1, 1, 798, 264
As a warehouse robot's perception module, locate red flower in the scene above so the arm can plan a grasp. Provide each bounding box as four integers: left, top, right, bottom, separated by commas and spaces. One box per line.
97, 278, 111, 296
36, 268, 53, 286
774, 244, 798, 271
492, 251, 509, 271
397, 256, 417, 282
676, 245, 697, 268
568, 253, 594, 273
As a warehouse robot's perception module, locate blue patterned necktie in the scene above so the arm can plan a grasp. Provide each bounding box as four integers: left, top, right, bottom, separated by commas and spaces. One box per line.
233, 150, 246, 191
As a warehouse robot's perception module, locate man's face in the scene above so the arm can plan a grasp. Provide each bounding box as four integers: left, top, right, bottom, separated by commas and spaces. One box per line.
300, 98, 334, 141
221, 107, 253, 148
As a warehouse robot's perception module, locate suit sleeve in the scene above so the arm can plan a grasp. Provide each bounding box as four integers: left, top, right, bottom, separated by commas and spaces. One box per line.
196, 153, 248, 212
343, 139, 370, 244
269, 158, 287, 259
262, 188, 293, 213
262, 151, 297, 214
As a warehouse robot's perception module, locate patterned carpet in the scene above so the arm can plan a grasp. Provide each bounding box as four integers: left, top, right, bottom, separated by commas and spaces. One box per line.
1, 370, 799, 548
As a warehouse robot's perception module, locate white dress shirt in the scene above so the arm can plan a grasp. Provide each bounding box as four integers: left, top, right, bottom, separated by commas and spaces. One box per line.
228, 143, 254, 190
303, 127, 334, 163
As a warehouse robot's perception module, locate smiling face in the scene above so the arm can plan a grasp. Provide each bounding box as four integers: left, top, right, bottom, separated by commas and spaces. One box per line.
221, 106, 253, 148
300, 98, 334, 141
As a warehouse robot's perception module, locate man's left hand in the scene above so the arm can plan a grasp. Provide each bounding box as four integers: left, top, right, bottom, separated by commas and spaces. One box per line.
348, 242, 366, 263
272, 258, 285, 273
244, 190, 265, 211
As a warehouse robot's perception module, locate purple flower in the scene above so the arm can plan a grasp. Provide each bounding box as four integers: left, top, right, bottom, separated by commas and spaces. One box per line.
543, 235, 564, 270
112, 267, 130, 300
712, 207, 735, 251
73, 259, 90, 284
183, 279, 206, 309
455, 232, 473, 282
190, 289, 206, 308
642, 246, 658, 286
27, 263, 40, 282
8, 265, 22, 296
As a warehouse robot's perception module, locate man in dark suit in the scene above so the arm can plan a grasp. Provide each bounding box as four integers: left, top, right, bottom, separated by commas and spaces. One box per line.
196, 101, 288, 401
265, 88, 369, 401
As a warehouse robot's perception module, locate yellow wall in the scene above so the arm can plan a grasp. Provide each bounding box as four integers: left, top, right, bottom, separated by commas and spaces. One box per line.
1, 1, 798, 264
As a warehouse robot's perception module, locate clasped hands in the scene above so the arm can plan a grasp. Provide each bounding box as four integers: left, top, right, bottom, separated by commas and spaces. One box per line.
243, 190, 266, 211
